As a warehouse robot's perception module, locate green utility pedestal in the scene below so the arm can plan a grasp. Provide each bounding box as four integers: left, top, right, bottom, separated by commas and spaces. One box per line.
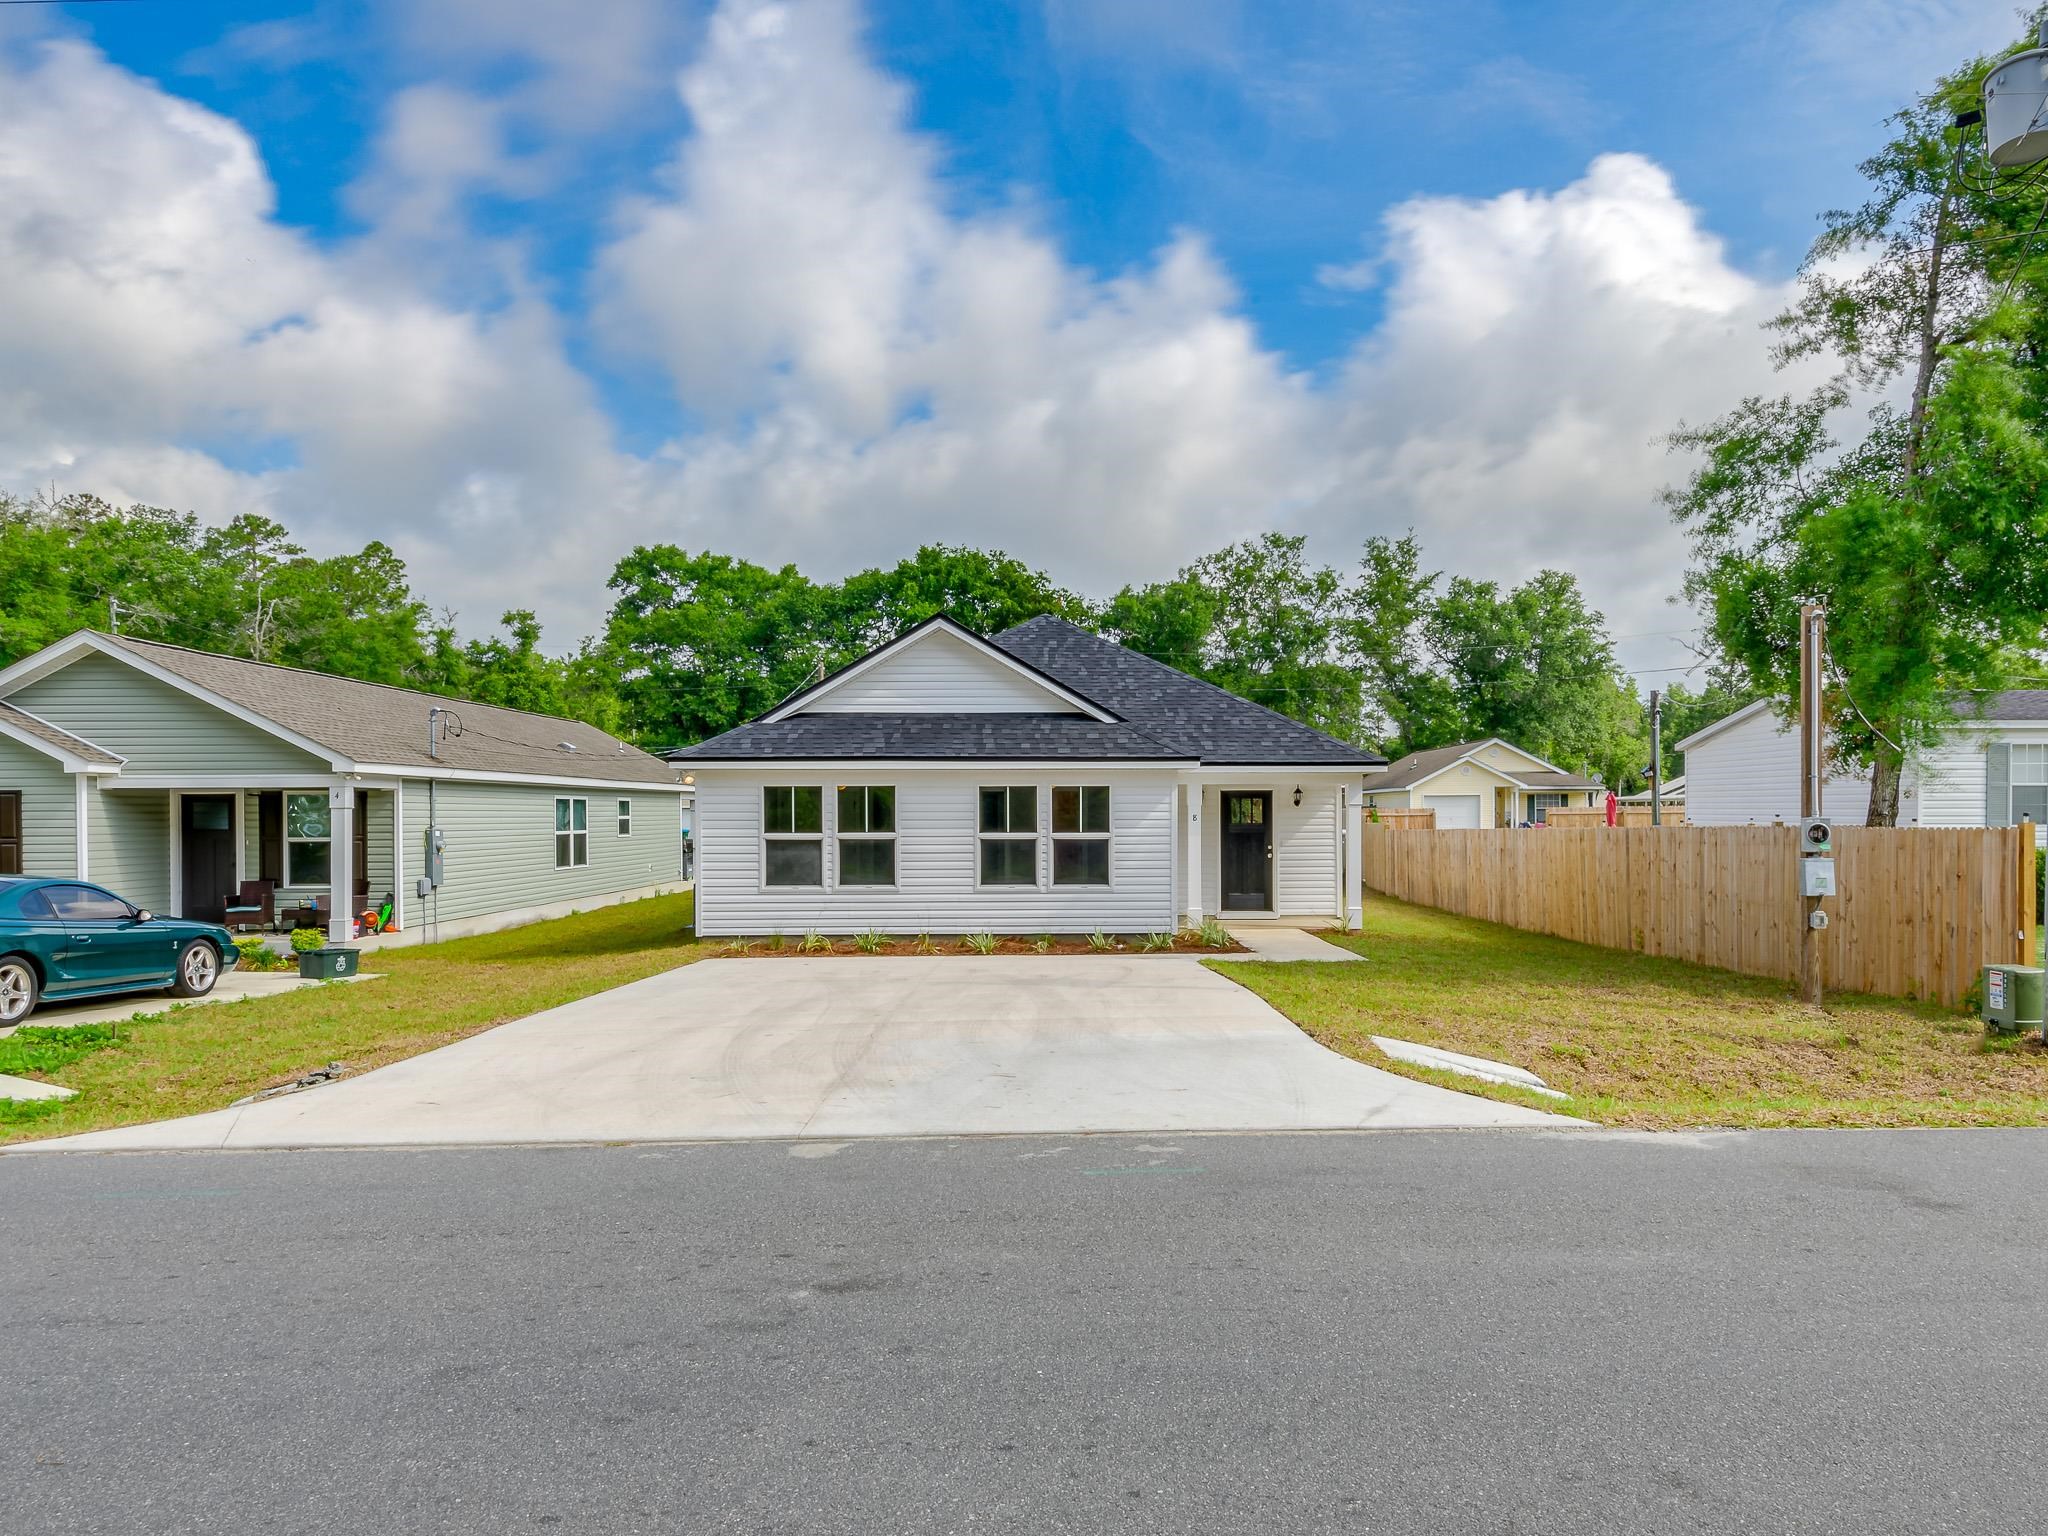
1981, 963, 2045, 1035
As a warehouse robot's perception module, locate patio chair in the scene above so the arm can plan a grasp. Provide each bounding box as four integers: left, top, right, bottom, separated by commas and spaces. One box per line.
222, 878, 276, 932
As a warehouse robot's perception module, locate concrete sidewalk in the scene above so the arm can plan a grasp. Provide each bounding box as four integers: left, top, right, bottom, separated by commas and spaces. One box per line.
1216, 925, 1364, 962
14, 955, 1580, 1152
1, 970, 374, 1038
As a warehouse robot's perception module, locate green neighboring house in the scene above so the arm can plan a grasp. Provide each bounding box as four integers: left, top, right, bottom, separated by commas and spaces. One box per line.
0, 631, 687, 945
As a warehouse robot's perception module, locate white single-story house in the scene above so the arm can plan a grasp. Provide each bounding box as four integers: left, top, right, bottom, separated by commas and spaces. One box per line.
667, 615, 1387, 935
1361, 738, 1603, 828
1618, 773, 1685, 810
0, 631, 688, 944
1677, 693, 2048, 829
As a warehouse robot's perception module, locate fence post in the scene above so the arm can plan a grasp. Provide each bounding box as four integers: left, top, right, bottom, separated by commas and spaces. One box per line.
2021, 820, 2037, 965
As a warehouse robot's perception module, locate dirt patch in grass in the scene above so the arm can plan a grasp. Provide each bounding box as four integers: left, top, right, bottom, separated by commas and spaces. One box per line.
1212, 896, 2048, 1129
1, 893, 712, 1145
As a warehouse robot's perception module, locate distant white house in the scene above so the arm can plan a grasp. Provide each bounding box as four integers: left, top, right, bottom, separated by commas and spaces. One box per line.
1676, 694, 2048, 829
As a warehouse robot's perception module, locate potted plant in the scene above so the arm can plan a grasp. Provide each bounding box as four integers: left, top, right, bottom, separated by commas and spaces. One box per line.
292, 926, 359, 981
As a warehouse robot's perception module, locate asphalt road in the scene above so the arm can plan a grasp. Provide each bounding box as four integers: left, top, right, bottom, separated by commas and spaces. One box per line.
6, 1128, 2046, 1535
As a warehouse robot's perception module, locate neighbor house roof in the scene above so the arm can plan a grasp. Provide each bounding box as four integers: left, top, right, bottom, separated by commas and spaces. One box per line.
1370, 738, 1601, 792
0, 701, 123, 769
1676, 691, 2048, 756
987, 616, 1383, 767
668, 714, 1199, 763
0, 632, 680, 786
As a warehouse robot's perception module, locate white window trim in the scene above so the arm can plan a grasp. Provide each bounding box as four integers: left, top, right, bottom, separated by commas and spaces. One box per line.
285, 790, 335, 888
834, 784, 899, 890
760, 785, 825, 892
976, 783, 1043, 892
555, 795, 590, 870
1051, 784, 1114, 889
617, 797, 633, 837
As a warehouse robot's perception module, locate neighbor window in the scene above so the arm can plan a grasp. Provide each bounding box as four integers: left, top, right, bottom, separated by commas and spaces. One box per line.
1051, 785, 1110, 886
1527, 792, 1570, 824
836, 785, 896, 886
285, 793, 332, 886
617, 798, 633, 836
978, 785, 1038, 886
2013, 745, 2048, 825
555, 796, 589, 869
763, 785, 824, 887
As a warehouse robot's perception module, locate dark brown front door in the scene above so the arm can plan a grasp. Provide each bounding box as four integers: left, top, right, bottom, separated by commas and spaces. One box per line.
1220, 792, 1272, 912
180, 794, 236, 922
0, 791, 21, 876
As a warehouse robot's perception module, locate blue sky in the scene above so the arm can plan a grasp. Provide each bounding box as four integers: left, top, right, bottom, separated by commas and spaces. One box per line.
0, 0, 2022, 672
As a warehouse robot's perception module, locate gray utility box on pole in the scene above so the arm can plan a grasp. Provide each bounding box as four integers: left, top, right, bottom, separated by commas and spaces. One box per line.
1982, 963, 2045, 1035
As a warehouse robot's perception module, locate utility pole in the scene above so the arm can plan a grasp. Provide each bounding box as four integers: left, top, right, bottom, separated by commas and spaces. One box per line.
1649, 690, 1663, 828
108, 597, 120, 634
1798, 603, 1826, 1005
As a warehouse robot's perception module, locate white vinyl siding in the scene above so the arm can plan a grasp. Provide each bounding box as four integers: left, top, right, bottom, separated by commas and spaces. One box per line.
802, 630, 1083, 714
1681, 706, 1873, 826
694, 768, 1176, 935
0, 736, 78, 877
10, 652, 328, 775
1197, 777, 1345, 921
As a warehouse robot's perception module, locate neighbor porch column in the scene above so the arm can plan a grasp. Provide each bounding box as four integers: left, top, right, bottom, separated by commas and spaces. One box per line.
327, 782, 355, 946
1342, 782, 1364, 931
1180, 780, 1204, 929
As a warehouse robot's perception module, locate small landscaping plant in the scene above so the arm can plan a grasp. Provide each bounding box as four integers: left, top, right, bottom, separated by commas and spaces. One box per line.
800, 930, 831, 953
1031, 933, 1054, 954
854, 929, 887, 954
234, 937, 294, 972
1086, 929, 1115, 952
961, 931, 999, 955
288, 927, 325, 954
1196, 918, 1231, 948
766, 930, 787, 952
724, 936, 757, 955
913, 932, 938, 953
1139, 931, 1175, 952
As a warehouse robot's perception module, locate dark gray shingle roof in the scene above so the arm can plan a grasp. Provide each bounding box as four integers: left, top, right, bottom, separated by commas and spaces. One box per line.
1981, 691, 2048, 721
987, 616, 1382, 767
669, 714, 1198, 763
102, 635, 681, 785
1372, 739, 1601, 791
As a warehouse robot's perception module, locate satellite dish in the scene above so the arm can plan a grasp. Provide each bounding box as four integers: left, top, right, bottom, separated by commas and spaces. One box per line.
1985, 30, 2048, 168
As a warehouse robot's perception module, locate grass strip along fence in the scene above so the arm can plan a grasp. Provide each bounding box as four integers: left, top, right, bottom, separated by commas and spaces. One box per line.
1359, 823, 2036, 1007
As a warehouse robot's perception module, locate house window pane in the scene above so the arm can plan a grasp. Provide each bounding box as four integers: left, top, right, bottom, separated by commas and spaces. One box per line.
839, 785, 865, 832
572, 799, 587, 832
1052, 786, 1078, 833
573, 831, 588, 866
980, 839, 1036, 886
286, 794, 330, 839
2015, 746, 2048, 784
766, 840, 823, 887
868, 785, 894, 833
556, 833, 573, 868
791, 786, 822, 834
289, 841, 332, 885
1083, 786, 1108, 833
839, 839, 895, 886
764, 787, 791, 834
557, 798, 573, 832
979, 788, 1007, 833
1053, 838, 1110, 886
2014, 786, 2048, 824
618, 799, 632, 835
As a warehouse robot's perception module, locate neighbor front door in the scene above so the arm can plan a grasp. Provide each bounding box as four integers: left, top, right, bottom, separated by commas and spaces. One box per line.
1220, 792, 1272, 912
180, 794, 236, 923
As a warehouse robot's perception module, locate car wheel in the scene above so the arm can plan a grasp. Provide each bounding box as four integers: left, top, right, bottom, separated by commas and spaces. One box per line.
170, 940, 220, 999
0, 957, 37, 1025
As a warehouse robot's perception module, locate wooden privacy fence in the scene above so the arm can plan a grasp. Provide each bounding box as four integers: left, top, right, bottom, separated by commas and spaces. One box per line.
1360, 823, 2038, 1006
1366, 807, 1436, 830
1544, 806, 1686, 828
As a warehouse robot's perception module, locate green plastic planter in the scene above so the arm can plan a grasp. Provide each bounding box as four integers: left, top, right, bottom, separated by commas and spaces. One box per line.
299, 946, 360, 981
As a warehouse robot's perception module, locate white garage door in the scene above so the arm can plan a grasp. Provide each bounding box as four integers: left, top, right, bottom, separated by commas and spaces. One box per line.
1423, 794, 1482, 829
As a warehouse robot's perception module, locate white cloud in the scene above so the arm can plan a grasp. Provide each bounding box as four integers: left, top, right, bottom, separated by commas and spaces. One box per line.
0, 1, 1820, 672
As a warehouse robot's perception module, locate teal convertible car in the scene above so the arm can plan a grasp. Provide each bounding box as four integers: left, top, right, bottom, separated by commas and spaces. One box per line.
0, 878, 238, 1025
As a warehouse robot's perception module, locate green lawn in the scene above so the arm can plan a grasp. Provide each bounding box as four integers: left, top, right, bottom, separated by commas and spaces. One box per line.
1215, 897, 2048, 1129
1, 892, 710, 1144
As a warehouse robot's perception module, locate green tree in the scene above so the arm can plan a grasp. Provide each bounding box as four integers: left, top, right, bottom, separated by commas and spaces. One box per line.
1669, 25, 2048, 822
1346, 533, 1463, 756
1183, 534, 1363, 743
829, 545, 1086, 652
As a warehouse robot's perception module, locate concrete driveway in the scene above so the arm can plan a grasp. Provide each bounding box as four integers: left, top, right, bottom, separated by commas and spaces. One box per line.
18, 956, 1579, 1151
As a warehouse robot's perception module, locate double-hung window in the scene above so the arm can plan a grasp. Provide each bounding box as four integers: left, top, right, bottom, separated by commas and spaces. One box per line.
285, 793, 332, 886
978, 786, 1038, 886
1051, 786, 1110, 886
555, 796, 589, 868
1527, 791, 1570, 824
2012, 745, 2048, 825
763, 786, 824, 887
837, 786, 896, 886
617, 798, 633, 836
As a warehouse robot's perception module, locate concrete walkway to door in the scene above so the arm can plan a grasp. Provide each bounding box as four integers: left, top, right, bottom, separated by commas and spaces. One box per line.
14, 956, 1583, 1152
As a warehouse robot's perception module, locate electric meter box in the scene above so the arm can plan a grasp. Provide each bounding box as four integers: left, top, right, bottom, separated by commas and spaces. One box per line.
1799, 857, 1836, 897
1981, 963, 2045, 1034
1799, 817, 1833, 854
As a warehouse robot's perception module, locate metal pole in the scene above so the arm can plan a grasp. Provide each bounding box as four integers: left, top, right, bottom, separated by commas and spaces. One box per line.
1649, 689, 1663, 827
1799, 603, 1824, 1005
